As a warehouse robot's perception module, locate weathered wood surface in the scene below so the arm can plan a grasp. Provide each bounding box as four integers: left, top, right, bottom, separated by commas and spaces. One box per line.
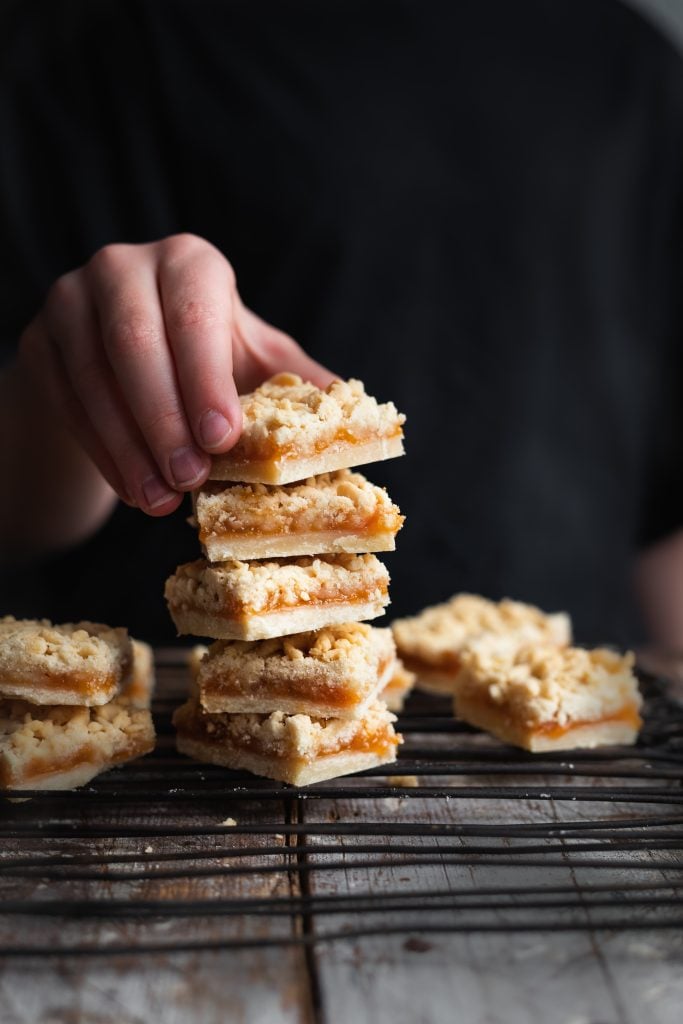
1, 661, 682, 1024
301, 729, 683, 1024
0, 662, 313, 1024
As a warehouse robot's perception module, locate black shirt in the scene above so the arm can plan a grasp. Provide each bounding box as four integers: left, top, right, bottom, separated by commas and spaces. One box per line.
1, 0, 683, 645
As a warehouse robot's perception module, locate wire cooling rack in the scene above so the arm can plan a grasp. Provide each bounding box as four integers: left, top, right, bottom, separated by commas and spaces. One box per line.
1, 651, 682, 957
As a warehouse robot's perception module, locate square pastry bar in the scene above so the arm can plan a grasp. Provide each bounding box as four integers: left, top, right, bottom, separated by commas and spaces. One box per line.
165, 553, 390, 641
0, 653, 155, 790
193, 470, 404, 561
392, 594, 571, 695
195, 624, 395, 719
0, 616, 132, 706
208, 373, 405, 485
381, 659, 416, 712
453, 639, 642, 752
174, 696, 401, 786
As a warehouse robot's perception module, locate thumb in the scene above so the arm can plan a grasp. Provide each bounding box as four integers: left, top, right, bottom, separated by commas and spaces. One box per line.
232, 301, 337, 394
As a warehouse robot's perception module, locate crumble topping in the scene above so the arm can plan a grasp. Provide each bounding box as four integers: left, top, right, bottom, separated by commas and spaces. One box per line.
225, 374, 405, 460
198, 625, 395, 700
165, 554, 390, 614
457, 639, 641, 728
206, 622, 392, 666
175, 696, 396, 759
193, 470, 403, 537
392, 595, 571, 666
0, 616, 131, 688
0, 692, 154, 783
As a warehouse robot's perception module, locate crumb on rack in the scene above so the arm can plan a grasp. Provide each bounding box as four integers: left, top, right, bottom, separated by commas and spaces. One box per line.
391, 774, 419, 787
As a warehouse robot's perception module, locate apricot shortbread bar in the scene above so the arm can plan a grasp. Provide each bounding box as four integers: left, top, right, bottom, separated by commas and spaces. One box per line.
193, 470, 404, 561
380, 658, 416, 712
453, 639, 642, 752
0, 616, 132, 706
0, 671, 155, 790
392, 595, 571, 695
173, 696, 401, 786
165, 553, 390, 641
195, 623, 395, 719
208, 374, 405, 485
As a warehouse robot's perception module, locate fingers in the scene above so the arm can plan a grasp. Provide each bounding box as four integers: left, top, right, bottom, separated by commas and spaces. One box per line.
87, 243, 210, 491
233, 300, 337, 393
158, 235, 242, 455
19, 314, 131, 504
33, 234, 338, 520
42, 272, 183, 515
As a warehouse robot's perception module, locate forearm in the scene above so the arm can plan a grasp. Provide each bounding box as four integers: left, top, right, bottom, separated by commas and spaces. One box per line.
0, 359, 117, 560
634, 529, 683, 649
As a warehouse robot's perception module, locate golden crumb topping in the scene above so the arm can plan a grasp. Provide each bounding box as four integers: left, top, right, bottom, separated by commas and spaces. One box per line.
199, 625, 394, 695
392, 595, 571, 666
457, 639, 641, 728
208, 622, 387, 664
225, 374, 405, 460
0, 692, 153, 770
193, 469, 403, 538
0, 616, 131, 688
165, 554, 390, 614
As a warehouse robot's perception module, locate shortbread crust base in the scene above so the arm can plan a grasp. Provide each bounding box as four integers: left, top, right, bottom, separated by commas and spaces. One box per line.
202, 528, 398, 562
176, 732, 398, 786
454, 694, 642, 753
209, 436, 405, 485
169, 598, 388, 642
408, 663, 460, 696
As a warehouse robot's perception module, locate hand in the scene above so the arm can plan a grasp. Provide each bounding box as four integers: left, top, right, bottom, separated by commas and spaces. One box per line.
18, 234, 335, 515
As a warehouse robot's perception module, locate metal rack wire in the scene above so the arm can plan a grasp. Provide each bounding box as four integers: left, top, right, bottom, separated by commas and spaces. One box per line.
1, 654, 682, 957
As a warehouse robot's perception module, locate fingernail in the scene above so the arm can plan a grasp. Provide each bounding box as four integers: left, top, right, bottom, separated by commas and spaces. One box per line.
169, 445, 206, 487
199, 409, 232, 450
142, 474, 177, 509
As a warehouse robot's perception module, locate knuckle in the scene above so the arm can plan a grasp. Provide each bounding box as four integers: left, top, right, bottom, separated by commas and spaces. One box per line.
162, 233, 235, 285
106, 314, 160, 360
168, 297, 222, 335
162, 232, 206, 261
44, 272, 80, 320
87, 242, 130, 277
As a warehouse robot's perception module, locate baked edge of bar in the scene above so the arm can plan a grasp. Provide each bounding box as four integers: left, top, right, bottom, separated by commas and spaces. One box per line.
176, 731, 398, 786
454, 693, 642, 752
202, 528, 398, 562
208, 435, 405, 484
168, 598, 389, 641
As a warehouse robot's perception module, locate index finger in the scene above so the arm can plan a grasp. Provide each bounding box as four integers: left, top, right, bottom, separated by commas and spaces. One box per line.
158, 235, 242, 455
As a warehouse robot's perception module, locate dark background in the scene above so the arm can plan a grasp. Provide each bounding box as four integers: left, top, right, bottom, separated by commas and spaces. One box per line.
1, 0, 683, 646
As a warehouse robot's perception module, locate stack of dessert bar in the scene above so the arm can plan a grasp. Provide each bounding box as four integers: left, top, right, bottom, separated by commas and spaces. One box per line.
0, 616, 155, 790
166, 373, 412, 785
